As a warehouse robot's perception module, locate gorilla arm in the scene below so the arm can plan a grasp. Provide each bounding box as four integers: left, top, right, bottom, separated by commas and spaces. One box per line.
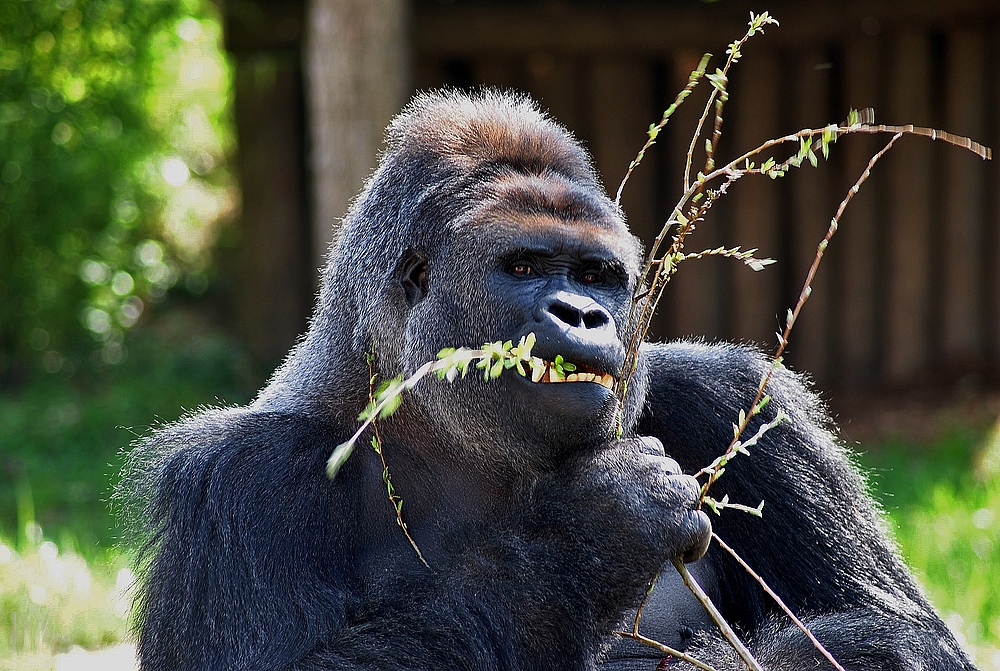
123, 406, 710, 671
636, 341, 977, 671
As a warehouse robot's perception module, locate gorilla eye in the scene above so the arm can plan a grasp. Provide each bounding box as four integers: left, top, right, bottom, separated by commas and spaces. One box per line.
511, 263, 534, 276
580, 271, 601, 285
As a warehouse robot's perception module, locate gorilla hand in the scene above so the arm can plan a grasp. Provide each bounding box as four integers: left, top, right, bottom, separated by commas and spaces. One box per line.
523, 435, 711, 632
572, 436, 711, 564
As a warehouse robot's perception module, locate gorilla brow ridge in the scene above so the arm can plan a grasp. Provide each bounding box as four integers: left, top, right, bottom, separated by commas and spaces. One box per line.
485, 174, 616, 224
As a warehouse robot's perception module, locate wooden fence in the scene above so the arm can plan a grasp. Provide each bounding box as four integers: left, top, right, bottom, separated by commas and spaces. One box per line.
411, 0, 1000, 391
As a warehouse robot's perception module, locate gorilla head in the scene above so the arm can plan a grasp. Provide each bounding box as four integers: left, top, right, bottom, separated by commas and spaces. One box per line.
260, 91, 645, 473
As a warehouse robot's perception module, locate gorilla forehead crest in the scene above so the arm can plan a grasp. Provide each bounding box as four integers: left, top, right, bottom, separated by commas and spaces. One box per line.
386, 91, 625, 235
388, 90, 601, 186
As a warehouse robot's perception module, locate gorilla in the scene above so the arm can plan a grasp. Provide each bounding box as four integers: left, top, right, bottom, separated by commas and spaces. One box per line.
118, 90, 978, 671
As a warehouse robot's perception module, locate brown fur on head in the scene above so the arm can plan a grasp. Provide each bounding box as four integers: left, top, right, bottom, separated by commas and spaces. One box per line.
387, 90, 602, 186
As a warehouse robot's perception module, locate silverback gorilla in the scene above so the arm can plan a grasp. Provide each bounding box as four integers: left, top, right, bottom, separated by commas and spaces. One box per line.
118, 91, 978, 670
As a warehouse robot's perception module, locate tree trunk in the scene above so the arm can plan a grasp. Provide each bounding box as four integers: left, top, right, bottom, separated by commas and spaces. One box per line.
305, 0, 410, 271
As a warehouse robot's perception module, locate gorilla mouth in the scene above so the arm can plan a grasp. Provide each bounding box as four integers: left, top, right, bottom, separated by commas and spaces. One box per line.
528, 357, 615, 389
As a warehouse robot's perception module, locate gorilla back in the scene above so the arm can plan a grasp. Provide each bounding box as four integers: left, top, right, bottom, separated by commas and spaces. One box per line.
118, 90, 978, 671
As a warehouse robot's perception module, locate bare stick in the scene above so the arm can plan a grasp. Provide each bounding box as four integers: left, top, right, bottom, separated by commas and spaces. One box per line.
614, 629, 720, 671
713, 533, 846, 671
672, 557, 766, 671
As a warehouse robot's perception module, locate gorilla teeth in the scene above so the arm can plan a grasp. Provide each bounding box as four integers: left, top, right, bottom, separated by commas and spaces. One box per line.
528, 357, 615, 389
530, 362, 546, 383
531, 362, 545, 382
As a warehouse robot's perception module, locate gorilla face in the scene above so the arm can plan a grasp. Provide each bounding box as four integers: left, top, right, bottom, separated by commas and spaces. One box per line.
400, 169, 643, 467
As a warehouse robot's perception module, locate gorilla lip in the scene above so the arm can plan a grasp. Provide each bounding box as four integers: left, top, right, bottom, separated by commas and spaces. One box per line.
528, 356, 615, 388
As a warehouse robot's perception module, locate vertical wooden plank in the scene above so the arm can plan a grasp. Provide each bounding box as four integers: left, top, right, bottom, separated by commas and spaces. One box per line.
839, 38, 882, 389
941, 31, 987, 366
524, 51, 581, 133
231, 57, 312, 364
474, 56, 523, 90
992, 30, 1000, 370
885, 31, 934, 384
788, 50, 833, 385
586, 56, 661, 337
305, 0, 409, 266
729, 49, 782, 349
587, 58, 657, 244
665, 50, 724, 340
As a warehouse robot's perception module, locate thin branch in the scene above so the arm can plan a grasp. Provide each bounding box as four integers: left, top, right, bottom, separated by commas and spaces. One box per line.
712, 533, 847, 671
631, 573, 660, 635
672, 557, 766, 671
367, 356, 430, 569
684, 12, 778, 192
616, 53, 711, 205
695, 133, 903, 499
614, 629, 720, 671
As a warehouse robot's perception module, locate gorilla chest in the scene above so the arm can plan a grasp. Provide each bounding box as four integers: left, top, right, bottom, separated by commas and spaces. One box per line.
599, 559, 717, 668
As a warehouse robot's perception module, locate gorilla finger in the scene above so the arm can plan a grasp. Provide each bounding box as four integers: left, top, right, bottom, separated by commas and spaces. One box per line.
679, 510, 713, 563
630, 435, 666, 458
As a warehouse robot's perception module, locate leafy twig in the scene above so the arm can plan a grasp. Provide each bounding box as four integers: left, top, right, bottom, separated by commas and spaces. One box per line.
616, 53, 712, 206
365, 353, 430, 568
327, 334, 542, 478
697, 406, 787, 503
697, 133, 904, 502
684, 12, 780, 193
618, 111, 990, 411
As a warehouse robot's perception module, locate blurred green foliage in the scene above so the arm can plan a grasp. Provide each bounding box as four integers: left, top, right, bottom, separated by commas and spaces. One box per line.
0, 318, 257, 554
860, 425, 1000, 670
0, 315, 258, 662
0, 0, 234, 384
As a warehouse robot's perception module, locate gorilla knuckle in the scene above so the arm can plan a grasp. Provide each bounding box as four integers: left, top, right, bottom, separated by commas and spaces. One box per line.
679, 510, 713, 563
631, 435, 666, 458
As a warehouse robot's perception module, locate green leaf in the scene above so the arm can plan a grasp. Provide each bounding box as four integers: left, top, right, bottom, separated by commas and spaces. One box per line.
378, 392, 403, 419
358, 402, 378, 422
327, 441, 355, 479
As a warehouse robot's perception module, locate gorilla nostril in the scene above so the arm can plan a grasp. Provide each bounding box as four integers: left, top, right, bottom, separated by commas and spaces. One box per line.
582, 309, 609, 329
549, 302, 583, 328
542, 293, 613, 330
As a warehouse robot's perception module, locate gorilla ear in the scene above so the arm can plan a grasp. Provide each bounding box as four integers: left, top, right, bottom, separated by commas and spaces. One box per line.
400, 252, 429, 307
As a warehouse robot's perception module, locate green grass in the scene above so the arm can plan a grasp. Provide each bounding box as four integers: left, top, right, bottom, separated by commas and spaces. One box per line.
0, 317, 259, 663
859, 422, 1000, 670
0, 319, 258, 556
0, 535, 132, 668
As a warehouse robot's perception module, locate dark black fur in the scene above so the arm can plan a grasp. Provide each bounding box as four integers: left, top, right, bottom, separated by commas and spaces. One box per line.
602, 342, 977, 670
118, 91, 977, 671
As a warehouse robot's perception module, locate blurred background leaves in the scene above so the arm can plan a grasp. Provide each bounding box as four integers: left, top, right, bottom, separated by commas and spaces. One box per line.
0, 0, 235, 384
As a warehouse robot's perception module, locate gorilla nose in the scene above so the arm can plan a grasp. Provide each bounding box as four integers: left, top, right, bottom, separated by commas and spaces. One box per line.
536, 291, 613, 331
